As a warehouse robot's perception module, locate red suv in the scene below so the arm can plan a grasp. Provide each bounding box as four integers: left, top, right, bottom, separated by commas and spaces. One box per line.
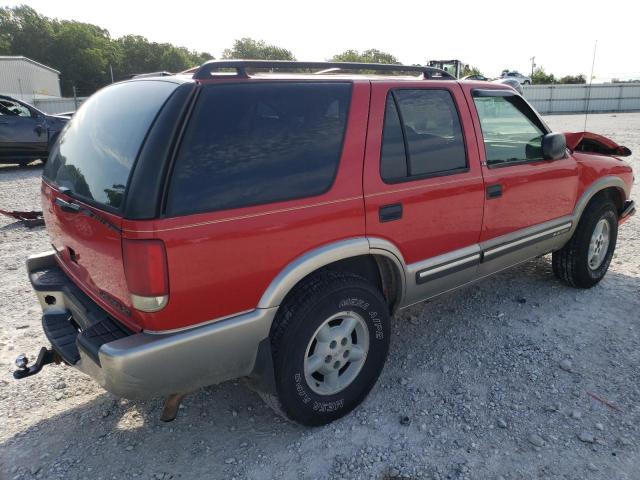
15, 61, 635, 426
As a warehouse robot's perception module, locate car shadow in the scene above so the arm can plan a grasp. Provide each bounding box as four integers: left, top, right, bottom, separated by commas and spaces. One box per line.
0, 161, 44, 174
1, 255, 638, 478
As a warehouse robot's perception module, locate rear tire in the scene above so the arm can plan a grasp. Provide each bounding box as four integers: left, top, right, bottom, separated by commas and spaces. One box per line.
552, 197, 618, 288
266, 271, 390, 426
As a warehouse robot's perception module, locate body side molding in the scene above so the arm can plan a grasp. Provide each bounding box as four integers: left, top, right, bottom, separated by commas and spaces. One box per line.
257, 177, 629, 314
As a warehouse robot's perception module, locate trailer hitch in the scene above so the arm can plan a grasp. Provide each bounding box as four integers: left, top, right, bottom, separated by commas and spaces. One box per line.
13, 347, 61, 379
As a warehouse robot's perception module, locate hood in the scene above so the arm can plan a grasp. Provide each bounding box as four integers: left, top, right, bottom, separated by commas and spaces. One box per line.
564, 131, 632, 157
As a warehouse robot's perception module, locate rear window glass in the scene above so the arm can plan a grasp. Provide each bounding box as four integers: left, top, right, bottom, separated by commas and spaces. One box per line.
380, 89, 467, 183
166, 82, 352, 216
43, 80, 177, 210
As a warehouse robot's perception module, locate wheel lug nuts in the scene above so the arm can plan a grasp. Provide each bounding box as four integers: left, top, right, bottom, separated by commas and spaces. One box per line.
334, 361, 341, 369
329, 340, 337, 349
343, 350, 349, 358
325, 355, 332, 363
341, 338, 348, 346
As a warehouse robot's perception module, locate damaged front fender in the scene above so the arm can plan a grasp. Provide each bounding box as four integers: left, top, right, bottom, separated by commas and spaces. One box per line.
564, 131, 632, 157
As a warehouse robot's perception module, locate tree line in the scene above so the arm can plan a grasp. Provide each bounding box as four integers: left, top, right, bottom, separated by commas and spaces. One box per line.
531, 67, 586, 85
0, 5, 214, 95
0, 6, 408, 96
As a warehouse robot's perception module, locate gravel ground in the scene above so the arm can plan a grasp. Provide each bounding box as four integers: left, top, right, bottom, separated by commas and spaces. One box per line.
0, 112, 639, 480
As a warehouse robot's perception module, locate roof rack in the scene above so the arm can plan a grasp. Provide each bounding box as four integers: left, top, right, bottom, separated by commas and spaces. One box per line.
192, 60, 455, 80
131, 71, 173, 79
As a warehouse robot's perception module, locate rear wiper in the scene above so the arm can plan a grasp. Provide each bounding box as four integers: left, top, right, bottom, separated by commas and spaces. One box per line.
55, 189, 121, 234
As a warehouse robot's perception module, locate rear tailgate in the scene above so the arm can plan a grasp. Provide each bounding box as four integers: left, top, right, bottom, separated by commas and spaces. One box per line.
41, 182, 138, 330
41, 79, 180, 331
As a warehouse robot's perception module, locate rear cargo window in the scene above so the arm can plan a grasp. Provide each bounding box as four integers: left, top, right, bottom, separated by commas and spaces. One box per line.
166, 82, 351, 216
43, 80, 178, 210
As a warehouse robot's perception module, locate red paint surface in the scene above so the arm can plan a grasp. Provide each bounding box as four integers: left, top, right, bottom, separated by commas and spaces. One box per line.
363, 81, 485, 263
42, 77, 634, 333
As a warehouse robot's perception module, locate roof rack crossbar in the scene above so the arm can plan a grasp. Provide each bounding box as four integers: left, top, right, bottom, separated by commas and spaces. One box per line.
192, 60, 455, 80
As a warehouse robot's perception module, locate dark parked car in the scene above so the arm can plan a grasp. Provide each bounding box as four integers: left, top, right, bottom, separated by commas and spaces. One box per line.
0, 95, 69, 166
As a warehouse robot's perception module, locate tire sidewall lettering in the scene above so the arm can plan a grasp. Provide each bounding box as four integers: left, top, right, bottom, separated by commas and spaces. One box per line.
338, 296, 384, 341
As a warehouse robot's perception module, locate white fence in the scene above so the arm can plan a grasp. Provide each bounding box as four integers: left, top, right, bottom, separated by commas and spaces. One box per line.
33, 97, 86, 115
523, 83, 640, 114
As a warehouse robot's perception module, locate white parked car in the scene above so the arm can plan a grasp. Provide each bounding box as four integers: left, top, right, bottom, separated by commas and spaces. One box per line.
501, 71, 532, 85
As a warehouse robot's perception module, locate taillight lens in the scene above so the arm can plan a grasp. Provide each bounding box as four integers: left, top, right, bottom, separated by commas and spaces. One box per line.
122, 239, 169, 312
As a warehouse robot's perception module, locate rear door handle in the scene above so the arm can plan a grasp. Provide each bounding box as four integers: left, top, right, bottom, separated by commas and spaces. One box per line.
54, 197, 80, 213
379, 203, 403, 222
486, 184, 502, 199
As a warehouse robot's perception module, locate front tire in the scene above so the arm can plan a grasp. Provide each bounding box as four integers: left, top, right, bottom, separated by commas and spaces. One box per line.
553, 197, 618, 288
266, 271, 390, 426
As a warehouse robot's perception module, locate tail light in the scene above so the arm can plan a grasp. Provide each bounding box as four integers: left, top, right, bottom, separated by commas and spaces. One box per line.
122, 239, 169, 312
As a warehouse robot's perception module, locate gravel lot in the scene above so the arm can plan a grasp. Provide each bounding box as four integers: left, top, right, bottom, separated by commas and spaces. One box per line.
1, 112, 638, 480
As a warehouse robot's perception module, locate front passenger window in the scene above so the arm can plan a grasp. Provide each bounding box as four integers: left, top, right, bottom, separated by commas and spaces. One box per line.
0, 100, 31, 117
473, 95, 545, 166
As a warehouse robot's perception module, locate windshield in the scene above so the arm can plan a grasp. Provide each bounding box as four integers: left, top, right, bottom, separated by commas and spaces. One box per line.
43, 80, 178, 210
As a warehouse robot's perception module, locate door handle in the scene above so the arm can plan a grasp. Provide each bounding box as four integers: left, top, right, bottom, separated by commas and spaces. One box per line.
54, 197, 80, 213
486, 184, 502, 199
379, 203, 403, 222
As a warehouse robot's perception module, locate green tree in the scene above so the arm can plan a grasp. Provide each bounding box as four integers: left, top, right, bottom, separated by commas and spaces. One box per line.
50, 20, 115, 95
558, 74, 586, 84
531, 67, 556, 85
0, 5, 214, 96
114, 35, 213, 77
330, 48, 399, 64
0, 9, 12, 54
222, 38, 295, 60
461, 65, 484, 77
0, 6, 54, 64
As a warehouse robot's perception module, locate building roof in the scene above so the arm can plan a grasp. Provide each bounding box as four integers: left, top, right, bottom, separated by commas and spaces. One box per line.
0, 56, 60, 75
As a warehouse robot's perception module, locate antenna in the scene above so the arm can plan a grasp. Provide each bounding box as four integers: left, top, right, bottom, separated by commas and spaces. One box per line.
584, 40, 598, 131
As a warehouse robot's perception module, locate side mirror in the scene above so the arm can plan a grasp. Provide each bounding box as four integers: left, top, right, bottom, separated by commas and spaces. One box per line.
614, 145, 632, 157
542, 132, 567, 160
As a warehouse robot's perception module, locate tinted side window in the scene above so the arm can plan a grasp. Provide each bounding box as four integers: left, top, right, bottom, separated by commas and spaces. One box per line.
473, 95, 545, 166
167, 82, 351, 216
380, 95, 407, 181
380, 89, 467, 183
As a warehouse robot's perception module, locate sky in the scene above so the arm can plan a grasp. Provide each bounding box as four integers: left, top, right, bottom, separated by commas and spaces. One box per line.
5, 0, 640, 81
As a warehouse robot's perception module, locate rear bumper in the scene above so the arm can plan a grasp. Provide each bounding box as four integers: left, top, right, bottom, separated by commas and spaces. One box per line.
28, 251, 276, 399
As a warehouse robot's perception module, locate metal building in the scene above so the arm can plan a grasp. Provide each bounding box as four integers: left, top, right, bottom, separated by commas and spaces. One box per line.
0, 56, 61, 100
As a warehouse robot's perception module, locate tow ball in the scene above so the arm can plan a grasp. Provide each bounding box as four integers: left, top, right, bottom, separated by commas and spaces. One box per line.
13, 347, 61, 379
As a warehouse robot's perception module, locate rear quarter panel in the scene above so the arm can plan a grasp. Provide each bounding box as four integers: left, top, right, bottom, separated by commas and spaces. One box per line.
123, 81, 371, 331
